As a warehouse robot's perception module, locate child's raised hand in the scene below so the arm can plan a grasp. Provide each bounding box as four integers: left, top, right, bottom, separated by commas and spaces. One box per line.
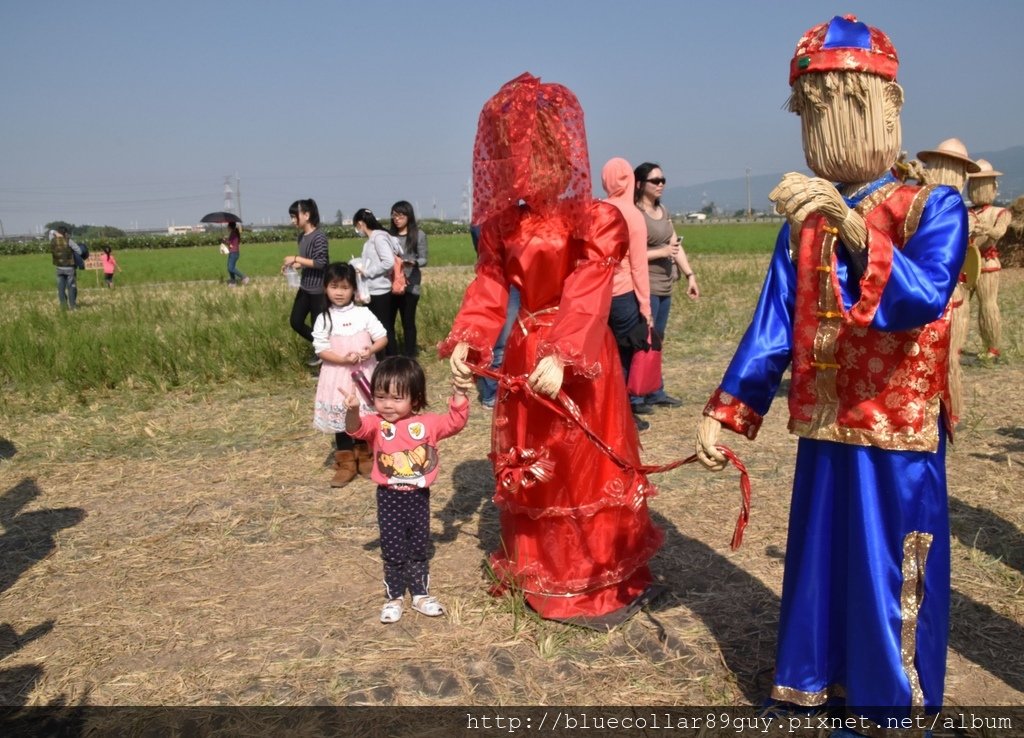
341, 391, 361, 410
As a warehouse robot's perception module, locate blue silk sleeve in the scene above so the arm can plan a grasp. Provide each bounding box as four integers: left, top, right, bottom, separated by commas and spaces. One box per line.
835, 186, 967, 331
719, 225, 796, 417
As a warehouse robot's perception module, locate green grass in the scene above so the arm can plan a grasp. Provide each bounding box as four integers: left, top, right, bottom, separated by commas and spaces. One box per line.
0, 225, 774, 293
679, 222, 779, 255
0, 234, 480, 293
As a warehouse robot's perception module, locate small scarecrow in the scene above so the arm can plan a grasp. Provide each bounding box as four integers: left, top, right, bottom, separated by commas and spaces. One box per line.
917, 137, 980, 423
694, 15, 967, 729
966, 158, 1011, 360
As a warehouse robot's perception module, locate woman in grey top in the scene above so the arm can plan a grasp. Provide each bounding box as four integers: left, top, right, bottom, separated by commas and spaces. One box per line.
281, 198, 330, 363
633, 162, 700, 408
387, 200, 429, 358
352, 208, 397, 360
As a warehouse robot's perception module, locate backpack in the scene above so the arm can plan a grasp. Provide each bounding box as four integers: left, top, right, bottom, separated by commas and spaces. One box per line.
388, 234, 407, 295
73, 242, 90, 270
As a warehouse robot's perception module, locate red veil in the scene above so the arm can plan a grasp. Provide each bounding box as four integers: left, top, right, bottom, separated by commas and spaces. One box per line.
472, 72, 592, 237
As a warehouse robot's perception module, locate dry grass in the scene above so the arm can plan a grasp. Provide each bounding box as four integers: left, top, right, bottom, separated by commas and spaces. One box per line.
0, 260, 1022, 711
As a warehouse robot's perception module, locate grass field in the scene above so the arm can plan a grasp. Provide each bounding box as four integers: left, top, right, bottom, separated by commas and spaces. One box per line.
3, 227, 1019, 720
0, 223, 778, 294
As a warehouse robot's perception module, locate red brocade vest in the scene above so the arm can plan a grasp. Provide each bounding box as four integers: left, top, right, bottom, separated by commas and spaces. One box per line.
787, 183, 952, 452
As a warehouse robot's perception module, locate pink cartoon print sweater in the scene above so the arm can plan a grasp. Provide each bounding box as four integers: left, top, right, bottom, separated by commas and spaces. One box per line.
350, 398, 469, 489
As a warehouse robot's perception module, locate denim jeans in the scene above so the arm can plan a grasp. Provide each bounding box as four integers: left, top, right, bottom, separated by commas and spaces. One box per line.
226, 252, 245, 283
56, 269, 77, 310
478, 286, 521, 405
646, 293, 674, 401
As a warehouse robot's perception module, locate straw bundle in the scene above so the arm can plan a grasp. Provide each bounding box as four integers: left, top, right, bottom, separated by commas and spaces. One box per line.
976, 272, 1001, 352
947, 285, 969, 420
968, 179, 998, 206
788, 71, 903, 184
922, 160, 969, 190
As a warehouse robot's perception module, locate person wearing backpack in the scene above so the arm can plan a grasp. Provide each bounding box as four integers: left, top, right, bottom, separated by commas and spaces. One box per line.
49, 226, 84, 310
387, 201, 428, 358
352, 208, 397, 360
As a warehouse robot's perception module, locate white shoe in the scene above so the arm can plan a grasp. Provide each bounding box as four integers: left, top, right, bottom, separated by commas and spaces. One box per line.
411, 594, 444, 617
380, 598, 404, 624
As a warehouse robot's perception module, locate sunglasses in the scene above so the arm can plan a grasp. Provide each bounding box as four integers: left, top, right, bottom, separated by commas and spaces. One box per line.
645, 177, 667, 185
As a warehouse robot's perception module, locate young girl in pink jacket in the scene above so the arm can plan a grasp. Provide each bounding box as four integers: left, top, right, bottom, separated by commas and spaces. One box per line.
345, 356, 469, 624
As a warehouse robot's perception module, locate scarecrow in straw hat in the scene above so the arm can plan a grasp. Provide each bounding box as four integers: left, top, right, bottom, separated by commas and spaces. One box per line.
916, 137, 980, 423
694, 15, 967, 728
966, 159, 1011, 361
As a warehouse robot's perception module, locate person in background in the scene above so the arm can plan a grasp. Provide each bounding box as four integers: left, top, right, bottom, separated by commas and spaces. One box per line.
388, 201, 429, 358
633, 162, 699, 411
50, 226, 82, 310
313, 262, 388, 487
281, 199, 330, 366
100, 245, 119, 288
352, 208, 397, 360
222, 221, 249, 287
602, 157, 653, 431
470, 223, 520, 410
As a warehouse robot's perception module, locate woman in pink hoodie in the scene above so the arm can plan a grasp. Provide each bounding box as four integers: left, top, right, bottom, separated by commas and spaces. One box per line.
602, 158, 653, 429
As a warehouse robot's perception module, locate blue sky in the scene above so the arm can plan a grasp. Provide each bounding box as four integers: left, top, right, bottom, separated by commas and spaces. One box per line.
2, 0, 1022, 235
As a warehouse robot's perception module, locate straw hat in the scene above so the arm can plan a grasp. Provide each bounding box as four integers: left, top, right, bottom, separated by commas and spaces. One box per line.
968, 158, 1003, 179
917, 138, 982, 173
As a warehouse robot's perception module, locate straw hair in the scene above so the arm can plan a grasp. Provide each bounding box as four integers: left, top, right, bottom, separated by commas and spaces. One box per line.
922, 159, 969, 191
947, 286, 968, 420
788, 71, 903, 183
976, 271, 1001, 351
969, 179, 998, 206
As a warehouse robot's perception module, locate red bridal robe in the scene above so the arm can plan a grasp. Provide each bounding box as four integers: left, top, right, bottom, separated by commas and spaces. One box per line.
440, 202, 662, 621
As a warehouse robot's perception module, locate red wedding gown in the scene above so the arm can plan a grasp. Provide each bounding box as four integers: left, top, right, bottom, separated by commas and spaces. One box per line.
440, 201, 663, 621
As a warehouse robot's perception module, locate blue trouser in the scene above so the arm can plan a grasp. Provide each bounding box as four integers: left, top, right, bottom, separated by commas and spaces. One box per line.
56, 269, 77, 310
377, 486, 431, 599
645, 293, 674, 402
478, 286, 521, 405
226, 252, 245, 282
774, 434, 950, 723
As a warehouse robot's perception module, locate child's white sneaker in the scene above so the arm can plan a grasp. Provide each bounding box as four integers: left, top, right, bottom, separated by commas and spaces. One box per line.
411, 594, 444, 617
380, 598, 404, 624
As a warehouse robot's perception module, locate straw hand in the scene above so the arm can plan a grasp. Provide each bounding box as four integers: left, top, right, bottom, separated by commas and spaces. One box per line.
528, 355, 564, 399
696, 416, 728, 472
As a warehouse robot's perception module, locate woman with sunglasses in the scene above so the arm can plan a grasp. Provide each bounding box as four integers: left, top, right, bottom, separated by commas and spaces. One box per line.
632, 162, 700, 409
388, 200, 429, 358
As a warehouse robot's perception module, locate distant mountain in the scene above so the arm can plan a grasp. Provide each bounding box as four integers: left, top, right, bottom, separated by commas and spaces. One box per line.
661, 145, 1024, 215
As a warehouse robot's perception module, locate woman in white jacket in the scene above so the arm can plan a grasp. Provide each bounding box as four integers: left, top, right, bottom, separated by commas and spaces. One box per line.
352, 208, 397, 358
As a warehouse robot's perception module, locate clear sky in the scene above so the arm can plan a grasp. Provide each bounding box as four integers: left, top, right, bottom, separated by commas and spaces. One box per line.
2, 0, 1022, 236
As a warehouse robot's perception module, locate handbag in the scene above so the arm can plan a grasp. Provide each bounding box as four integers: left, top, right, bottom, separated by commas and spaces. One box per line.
627, 328, 662, 397
389, 234, 407, 295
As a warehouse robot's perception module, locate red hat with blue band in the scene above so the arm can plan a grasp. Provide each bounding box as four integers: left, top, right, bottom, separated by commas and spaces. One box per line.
790, 14, 899, 86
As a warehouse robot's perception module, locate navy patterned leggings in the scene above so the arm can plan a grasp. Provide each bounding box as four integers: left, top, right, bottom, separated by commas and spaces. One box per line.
376, 486, 431, 599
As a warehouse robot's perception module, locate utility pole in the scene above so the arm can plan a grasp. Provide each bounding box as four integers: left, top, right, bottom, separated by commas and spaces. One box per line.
745, 167, 752, 220
235, 172, 242, 223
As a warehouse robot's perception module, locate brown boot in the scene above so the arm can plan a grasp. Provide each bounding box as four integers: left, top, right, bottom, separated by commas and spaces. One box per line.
330, 450, 357, 488
354, 442, 374, 478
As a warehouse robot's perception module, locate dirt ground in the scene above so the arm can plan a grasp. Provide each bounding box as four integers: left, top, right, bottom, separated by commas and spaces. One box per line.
0, 263, 1021, 718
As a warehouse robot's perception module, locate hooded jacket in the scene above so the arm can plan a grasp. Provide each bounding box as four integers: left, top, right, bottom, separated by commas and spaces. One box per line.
601, 158, 651, 319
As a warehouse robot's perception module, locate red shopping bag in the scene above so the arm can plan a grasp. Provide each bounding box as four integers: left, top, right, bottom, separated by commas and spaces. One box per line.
627, 329, 662, 396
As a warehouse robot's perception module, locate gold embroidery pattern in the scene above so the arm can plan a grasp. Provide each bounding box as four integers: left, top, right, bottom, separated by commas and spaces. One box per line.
810, 230, 841, 430
770, 682, 847, 706
904, 185, 936, 244
788, 396, 940, 451
900, 531, 933, 708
